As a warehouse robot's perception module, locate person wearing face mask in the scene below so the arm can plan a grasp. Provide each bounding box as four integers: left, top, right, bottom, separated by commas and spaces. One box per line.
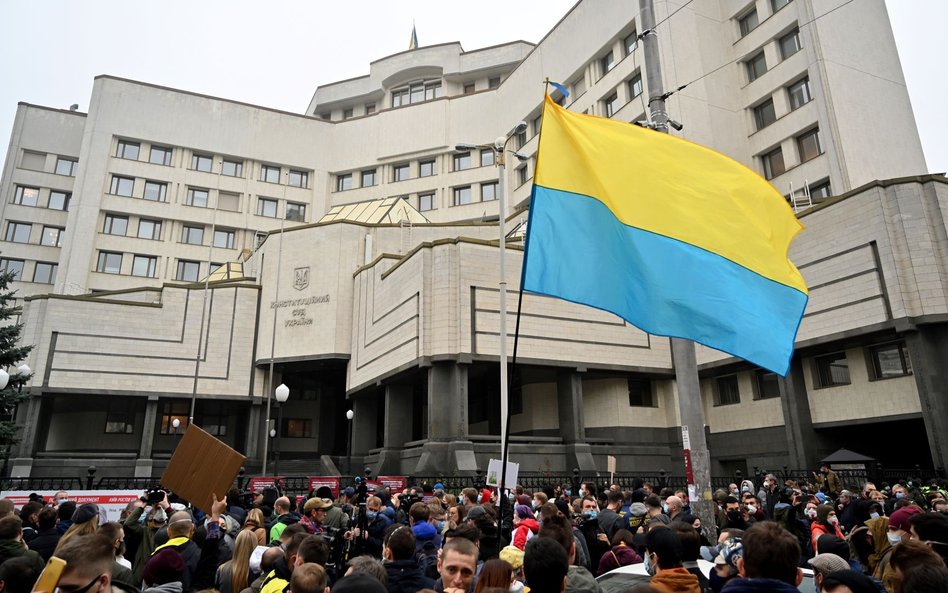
643, 526, 700, 593
722, 497, 749, 531
345, 495, 392, 559
836, 490, 858, 535
864, 511, 897, 590
810, 505, 844, 553
97, 522, 135, 585
886, 505, 922, 547
577, 497, 609, 571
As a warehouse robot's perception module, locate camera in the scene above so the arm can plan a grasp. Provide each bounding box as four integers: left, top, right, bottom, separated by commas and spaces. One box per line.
145, 489, 165, 504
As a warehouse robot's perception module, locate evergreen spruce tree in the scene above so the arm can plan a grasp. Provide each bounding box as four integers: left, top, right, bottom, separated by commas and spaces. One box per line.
0, 269, 33, 463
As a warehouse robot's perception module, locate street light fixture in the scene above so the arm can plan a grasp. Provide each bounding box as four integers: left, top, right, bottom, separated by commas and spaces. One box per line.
171, 418, 181, 435
273, 384, 289, 476
0, 369, 8, 391
454, 120, 527, 471
345, 409, 354, 476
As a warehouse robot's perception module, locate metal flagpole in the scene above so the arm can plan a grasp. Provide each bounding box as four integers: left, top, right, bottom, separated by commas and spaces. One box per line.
638, 0, 716, 539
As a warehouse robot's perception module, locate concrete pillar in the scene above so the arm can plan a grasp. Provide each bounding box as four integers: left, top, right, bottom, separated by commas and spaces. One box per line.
778, 356, 817, 469
905, 327, 948, 471
317, 389, 338, 455
10, 395, 42, 477
351, 395, 378, 456
135, 397, 159, 478
556, 371, 597, 472
245, 401, 262, 464
376, 384, 413, 474
416, 362, 477, 473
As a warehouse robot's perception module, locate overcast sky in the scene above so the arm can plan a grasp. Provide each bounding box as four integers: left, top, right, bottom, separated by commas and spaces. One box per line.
0, 0, 944, 174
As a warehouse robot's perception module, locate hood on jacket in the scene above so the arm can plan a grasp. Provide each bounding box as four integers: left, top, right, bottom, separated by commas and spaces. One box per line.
412, 521, 438, 541
385, 558, 434, 591
650, 567, 700, 593
721, 576, 801, 593
278, 512, 301, 526
518, 517, 539, 533
143, 583, 184, 593
630, 502, 647, 517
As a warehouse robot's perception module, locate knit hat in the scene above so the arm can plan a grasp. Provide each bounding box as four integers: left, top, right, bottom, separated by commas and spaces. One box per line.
433, 483, 445, 491
554, 498, 571, 517
816, 534, 851, 559
714, 538, 743, 569
815, 492, 827, 503
304, 497, 333, 513
515, 505, 532, 520
500, 545, 525, 569
888, 505, 923, 531
314, 486, 335, 501
143, 549, 185, 586
331, 574, 387, 593
629, 502, 647, 517
631, 489, 647, 504
467, 505, 488, 521
808, 553, 851, 574
821, 570, 880, 593
517, 494, 532, 507
71, 503, 99, 525
816, 504, 834, 525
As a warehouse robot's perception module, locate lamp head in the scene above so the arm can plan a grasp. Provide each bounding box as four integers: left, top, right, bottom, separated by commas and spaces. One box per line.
172, 418, 180, 429
512, 152, 529, 162
270, 428, 276, 438
275, 383, 290, 403
0, 369, 8, 391
455, 143, 476, 151
346, 409, 354, 420
514, 121, 528, 134
17, 364, 30, 376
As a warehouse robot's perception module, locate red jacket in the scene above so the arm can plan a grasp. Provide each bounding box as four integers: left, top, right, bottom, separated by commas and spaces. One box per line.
512, 517, 539, 550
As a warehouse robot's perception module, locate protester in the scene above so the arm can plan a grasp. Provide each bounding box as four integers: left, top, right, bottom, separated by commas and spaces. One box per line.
721, 522, 802, 593
27, 505, 61, 561
524, 537, 569, 593
644, 526, 700, 593
596, 529, 642, 576
436, 537, 479, 592
0, 556, 40, 593
473, 558, 513, 593
216, 530, 257, 593
97, 522, 135, 584
383, 523, 434, 593
289, 563, 329, 593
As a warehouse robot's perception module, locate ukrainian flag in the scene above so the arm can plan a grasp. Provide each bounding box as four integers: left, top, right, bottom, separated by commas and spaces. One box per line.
522, 93, 808, 375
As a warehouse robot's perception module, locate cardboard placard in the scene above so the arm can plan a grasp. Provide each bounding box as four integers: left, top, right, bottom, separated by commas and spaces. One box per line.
485, 458, 519, 490
161, 424, 246, 514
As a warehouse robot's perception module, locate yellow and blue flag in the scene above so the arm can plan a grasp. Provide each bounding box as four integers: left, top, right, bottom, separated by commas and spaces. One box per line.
522, 93, 808, 375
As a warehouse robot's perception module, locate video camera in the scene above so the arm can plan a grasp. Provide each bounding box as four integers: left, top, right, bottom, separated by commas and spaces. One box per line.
144, 489, 165, 505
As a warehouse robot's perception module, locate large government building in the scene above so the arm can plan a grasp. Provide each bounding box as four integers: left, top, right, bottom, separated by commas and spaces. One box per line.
2, 0, 945, 480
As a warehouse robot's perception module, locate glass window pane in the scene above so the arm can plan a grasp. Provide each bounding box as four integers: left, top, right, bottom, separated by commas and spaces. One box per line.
33, 262, 57, 284
262, 165, 281, 183
41, 227, 63, 246
779, 29, 802, 59
419, 161, 435, 177
453, 186, 472, 206
257, 198, 278, 217
48, 191, 69, 210
481, 183, 497, 202
739, 10, 759, 36
213, 229, 235, 248
0, 259, 24, 280
187, 188, 208, 207
149, 146, 172, 166
117, 141, 140, 160
788, 78, 812, 110
138, 220, 161, 240
797, 129, 822, 162
14, 186, 40, 206
144, 181, 167, 202
222, 160, 243, 177
754, 99, 776, 130
419, 193, 436, 211
361, 169, 377, 187
337, 174, 352, 191
6, 223, 31, 243
286, 203, 305, 222
453, 153, 471, 171
55, 158, 77, 176
480, 150, 495, 167
111, 176, 134, 197
747, 53, 767, 81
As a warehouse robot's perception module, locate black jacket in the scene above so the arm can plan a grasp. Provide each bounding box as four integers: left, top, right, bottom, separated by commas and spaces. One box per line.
385, 559, 434, 593
28, 527, 61, 561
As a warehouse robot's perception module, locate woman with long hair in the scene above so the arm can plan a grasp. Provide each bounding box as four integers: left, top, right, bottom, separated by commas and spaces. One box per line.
447, 504, 467, 530
473, 559, 513, 593
216, 530, 257, 593
54, 504, 100, 554
242, 508, 267, 546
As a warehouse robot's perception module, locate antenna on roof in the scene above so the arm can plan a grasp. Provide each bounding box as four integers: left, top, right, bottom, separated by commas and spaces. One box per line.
409, 21, 418, 50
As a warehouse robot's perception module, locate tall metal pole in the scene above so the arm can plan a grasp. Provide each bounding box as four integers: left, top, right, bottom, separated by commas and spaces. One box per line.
496, 146, 509, 467
638, 0, 716, 538
261, 183, 287, 473
274, 399, 283, 476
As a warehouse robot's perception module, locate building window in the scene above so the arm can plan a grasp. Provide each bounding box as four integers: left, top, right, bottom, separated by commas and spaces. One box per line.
809, 179, 832, 200
753, 98, 777, 130
746, 52, 767, 82
176, 260, 200, 282
213, 229, 235, 249
143, 180, 168, 202
222, 159, 243, 177
342, 108, 353, 120
159, 401, 189, 435
138, 219, 162, 240
600, 51, 615, 76
533, 115, 542, 137
191, 153, 213, 172
715, 375, 741, 405
13, 186, 39, 207
5, 222, 31, 244
361, 169, 377, 187
319, 112, 331, 121
286, 202, 306, 222
283, 418, 313, 438
624, 31, 639, 55
198, 401, 228, 436
20, 151, 46, 171
628, 378, 655, 407
463, 83, 475, 94
393, 163, 410, 182
392, 80, 443, 107
754, 370, 781, 400
572, 76, 587, 99
149, 145, 173, 166
814, 352, 850, 387
453, 186, 472, 206
186, 187, 209, 208
131, 255, 157, 278
365, 103, 376, 115
48, 191, 70, 211
105, 398, 135, 434
336, 173, 353, 191
772, 0, 792, 11
110, 176, 135, 197
517, 166, 528, 186
488, 77, 501, 89
55, 157, 77, 176
219, 192, 240, 212
515, 129, 527, 149
288, 169, 308, 188
33, 262, 57, 284
779, 28, 802, 59
261, 165, 281, 184
481, 182, 498, 202
761, 146, 785, 180
787, 77, 812, 110
257, 197, 278, 218
116, 140, 140, 160
40, 226, 64, 247
453, 152, 471, 171
419, 160, 435, 177
419, 193, 436, 211
629, 74, 643, 98
480, 149, 495, 167
868, 342, 911, 379
797, 128, 822, 162
181, 225, 204, 245
0, 259, 24, 280
604, 92, 620, 117
739, 9, 759, 36
96, 251, 123, 274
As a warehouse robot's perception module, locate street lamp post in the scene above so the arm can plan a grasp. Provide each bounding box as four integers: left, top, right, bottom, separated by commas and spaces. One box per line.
274, 383, 289, 476
456, 121, 527, 469
345, 409, 354, 476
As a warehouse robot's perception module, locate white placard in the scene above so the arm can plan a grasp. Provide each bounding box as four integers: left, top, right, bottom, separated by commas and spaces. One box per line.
485, 458, 520, 490
681, 425, 691, 450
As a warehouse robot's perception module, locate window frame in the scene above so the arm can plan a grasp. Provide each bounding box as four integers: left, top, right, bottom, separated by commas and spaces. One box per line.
96, 251, 123, 275
5, 222, 31, 244
604, 92, 620, 117
13, 186, 40, 207
867, 342, 912, 380
261, 165, 281, 184
809, 180, 832, 200
131, 255, 158, 278
753, 98, 777, 130
137, 219, 162, 240
257, 197, 278, 218
32, 261, 57, 284
796, 127, 822, 162
480, 149, 495, 167
288, 169, 308, 188
600, 50, 615, 76
787, 77, 812, 110
159, 401, 189, 435
453, 152, 472, 172
393, 163, 410, 182
191, 153, 213, 172
105, 397, 136, 434
739, 9, 760, 37
55, 157, 77, 176
628, 378, 656, 407
336, 173, 353, 192
48, 191, 70, 211
762, 146, 786, 180
185, 187, 209, 208
181, 225, 205, 245
452, 186, 473, 206
221, 159, 243, 177
282, 418, 313, 438
116, 140, 140, 161
624, 31, 639, 56
813, 352, 851, 388
746, 52, 767, 82
481, 182, 498, 202
285, 202, 306, 222
218, 192, 240, 212
361, 169, 377, 187
629, 74, 644, 99
418, 193, 436, 212
148, 145, 173, 166
0, 259, 24, 280
753, 370, 781, 400
176, 260, 201, 282
40, 226, 64, 247
143, 180, 168, 202
778, 28, 802, 60
213, 228, 236, 249
419, 160, 436, 177
714, 375, 741, 406
110, 175, 135, 197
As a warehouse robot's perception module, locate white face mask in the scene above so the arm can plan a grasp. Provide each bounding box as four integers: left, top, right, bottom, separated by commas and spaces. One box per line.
746, 505, 757, 515
828, 515, 839, 525
870, 512, 880, 519
887, 532, 902, 546
805, 508, 817, 519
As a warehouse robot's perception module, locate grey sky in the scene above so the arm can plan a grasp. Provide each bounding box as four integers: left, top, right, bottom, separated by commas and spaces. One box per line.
0, 0, 944, 174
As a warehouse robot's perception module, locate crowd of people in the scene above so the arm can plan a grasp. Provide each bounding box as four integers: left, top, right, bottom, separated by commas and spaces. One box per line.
0, 463, 945, 593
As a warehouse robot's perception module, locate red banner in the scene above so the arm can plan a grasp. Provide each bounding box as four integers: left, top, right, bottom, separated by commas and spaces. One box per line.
376, 476, 407, 492
308, 476, 341, 498
249, 477, 283, 492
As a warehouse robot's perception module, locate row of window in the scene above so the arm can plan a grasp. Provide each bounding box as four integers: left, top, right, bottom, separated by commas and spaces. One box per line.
114, 139, 311, 188
4, 221, 64, 247
104, 398, 312, 437
19, 150, 78, 177
603, 73, 644, 118
746, 26, 802, 84
94, 250, 228, 282
335, 150, 497, 192
0, 258, 57, 284
759, 126, 822, 180
13, 186, 71, 210
738, 0, 793, 38
100, 213, 238, 248
752, 76, 811, 131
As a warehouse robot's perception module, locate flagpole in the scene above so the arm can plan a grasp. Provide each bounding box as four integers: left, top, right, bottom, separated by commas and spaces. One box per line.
639, 0, 716, 540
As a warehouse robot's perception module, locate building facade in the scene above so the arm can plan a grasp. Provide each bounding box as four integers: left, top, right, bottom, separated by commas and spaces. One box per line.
1, 0, 941, 479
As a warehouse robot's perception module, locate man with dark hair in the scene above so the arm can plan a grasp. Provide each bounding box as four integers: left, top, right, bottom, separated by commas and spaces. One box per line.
28, 505, 61, 561
409, 500, 441, 571
645, 494, 671, 529
383, 523, 433, 593
670, 521, 711, 592
54, 534, 139, 593
645, 526, 699, 593
0, 556, 40, 593
295, 534, 330, 567
0, 516, 43, 572
598, 491, 623, 541
900, 564, 948, 592
289, 563, 329, 593
18, 501, 42, 543
97, 522, 134, 584
524, 537, 569, 593
908, 511, 948, 566
723, 521, 802, 592
436, 537, 479, 592
537, 516, 600, 593
722, 497, 749, 530
261, 531, 309, 593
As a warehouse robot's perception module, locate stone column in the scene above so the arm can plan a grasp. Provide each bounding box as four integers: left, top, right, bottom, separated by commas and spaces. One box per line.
134, 397, 159, 478
10, 394, 42, 477
905, 326, 948, 471
556, 371, 597, 472
245, 400, 262, 467
778, 356, 817, 469
351, 395, 378, 456
416, 362, 477, 473
376, 384, 413, 474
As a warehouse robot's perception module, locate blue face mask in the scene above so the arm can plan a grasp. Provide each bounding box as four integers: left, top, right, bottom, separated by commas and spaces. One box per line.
583, 510, 598, 520
476, 494, 483, 503
895, 492, 905, 499
644, 552, 655, 576
436, 520, 445, 531
662, 504, 670, 514
366, 510, 378, 520
565, 490, 571, 497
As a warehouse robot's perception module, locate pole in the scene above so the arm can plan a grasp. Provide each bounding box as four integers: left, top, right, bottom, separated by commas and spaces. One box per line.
261, 185, 288, 473
274, 399, 283, 476
497, 148, 509, 469
346, 414, 353, 477
638, 0, 716, 540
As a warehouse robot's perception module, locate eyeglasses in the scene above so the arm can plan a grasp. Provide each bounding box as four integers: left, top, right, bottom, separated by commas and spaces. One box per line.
56, 574, 104, 593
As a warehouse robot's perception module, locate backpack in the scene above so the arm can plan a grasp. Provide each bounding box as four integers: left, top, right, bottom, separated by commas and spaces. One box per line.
416, 540, 440, 580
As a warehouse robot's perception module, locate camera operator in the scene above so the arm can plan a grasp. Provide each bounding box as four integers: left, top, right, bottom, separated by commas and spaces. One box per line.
123, 489, 172, 583
301, 498, 333, 534
344, 496, 391, 558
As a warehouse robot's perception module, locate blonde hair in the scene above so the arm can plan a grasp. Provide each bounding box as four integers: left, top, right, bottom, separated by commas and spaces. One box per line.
228, 530, 257, 593
55, 517, 99, 553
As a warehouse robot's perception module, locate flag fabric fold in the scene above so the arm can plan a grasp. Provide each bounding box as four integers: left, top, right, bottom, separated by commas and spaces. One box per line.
522, 93, 808, 375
